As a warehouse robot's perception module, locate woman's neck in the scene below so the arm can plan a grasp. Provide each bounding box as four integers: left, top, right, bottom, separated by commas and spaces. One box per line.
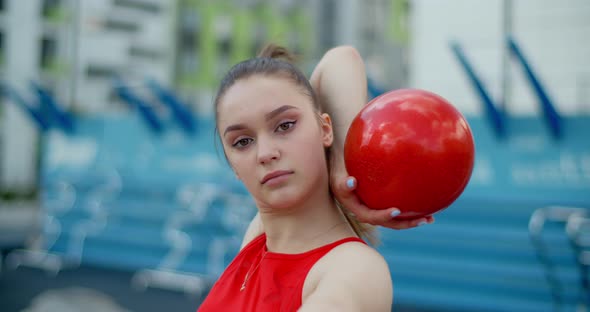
259, 190, 356, 254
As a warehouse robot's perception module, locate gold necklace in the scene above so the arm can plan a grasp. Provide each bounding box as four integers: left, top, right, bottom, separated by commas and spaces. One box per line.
240, 251, 267, 291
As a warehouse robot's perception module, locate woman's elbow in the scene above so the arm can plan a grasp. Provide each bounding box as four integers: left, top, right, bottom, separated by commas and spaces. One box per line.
323, 45, 364, 64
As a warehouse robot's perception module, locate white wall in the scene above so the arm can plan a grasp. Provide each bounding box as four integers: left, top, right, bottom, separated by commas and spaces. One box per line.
0, 0, 43, 193
510, 0, 590, 115
409, 0, 590, 116
75, 0, 176, 112
0, 0, 178, 193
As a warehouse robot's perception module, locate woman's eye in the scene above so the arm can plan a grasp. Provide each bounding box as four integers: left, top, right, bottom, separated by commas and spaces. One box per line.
233, 138, 253, 148
277, 121, 296, 132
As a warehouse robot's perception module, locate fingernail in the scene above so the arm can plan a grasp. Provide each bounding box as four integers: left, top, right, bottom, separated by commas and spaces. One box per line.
346, 178, 354, 189
390, 209, 401, 218
418, 220, 428, 226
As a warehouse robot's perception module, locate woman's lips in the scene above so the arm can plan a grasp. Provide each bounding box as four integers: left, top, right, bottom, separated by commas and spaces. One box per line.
261, 170, 293, 184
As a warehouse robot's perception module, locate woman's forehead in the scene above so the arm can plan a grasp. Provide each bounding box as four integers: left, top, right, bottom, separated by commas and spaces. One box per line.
218, 76, 312, 121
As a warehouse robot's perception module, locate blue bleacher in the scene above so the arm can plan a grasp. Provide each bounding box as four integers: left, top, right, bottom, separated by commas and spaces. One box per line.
379, 196, 588, 311
33, 113, 589, 311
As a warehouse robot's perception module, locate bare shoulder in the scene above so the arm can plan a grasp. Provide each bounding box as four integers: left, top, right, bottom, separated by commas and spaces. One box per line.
320, 241, 388, 266
322, 242, 392, 288
301, 241, 393, 311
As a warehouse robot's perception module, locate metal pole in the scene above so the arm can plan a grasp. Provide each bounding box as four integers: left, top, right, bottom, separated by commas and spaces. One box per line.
501, 0, 513, 112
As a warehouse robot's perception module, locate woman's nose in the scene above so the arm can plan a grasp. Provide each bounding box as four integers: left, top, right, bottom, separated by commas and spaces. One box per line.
257, 138, 280, 164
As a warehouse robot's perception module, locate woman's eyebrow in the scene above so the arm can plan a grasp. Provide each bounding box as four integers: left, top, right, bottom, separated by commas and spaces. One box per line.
265, 105, 298, 121
224, 105, 299, 137
223, 124, 247, 137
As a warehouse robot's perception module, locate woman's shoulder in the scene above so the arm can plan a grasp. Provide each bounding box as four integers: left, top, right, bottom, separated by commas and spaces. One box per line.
302, 239, 393, 310
321, 239, 390, 271
309, 238, 392, 285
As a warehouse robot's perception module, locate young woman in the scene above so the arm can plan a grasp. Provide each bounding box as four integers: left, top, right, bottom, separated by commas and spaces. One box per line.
198, 45, 434, 311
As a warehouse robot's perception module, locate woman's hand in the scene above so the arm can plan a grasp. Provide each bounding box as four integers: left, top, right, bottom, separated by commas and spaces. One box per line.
330, 155, 434, 229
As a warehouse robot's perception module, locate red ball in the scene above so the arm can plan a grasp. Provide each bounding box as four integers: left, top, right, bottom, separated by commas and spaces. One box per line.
344, 89, 475, 219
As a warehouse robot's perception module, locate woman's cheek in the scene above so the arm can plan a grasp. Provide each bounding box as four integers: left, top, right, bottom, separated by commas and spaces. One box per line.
293, 135, 325, 170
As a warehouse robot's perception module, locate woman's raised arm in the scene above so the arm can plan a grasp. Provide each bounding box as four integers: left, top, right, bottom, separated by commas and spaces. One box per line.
309, 46, 433, 229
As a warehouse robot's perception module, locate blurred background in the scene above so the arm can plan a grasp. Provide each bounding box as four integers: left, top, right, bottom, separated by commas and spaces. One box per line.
0, 0, 589, 311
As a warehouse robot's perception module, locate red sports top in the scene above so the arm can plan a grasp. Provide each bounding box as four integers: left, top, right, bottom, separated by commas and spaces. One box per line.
198, 233, 365, 312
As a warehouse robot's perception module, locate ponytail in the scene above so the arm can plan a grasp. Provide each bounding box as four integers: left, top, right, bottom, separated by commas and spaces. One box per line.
338, 202, 378, 245
257, 44, 298, 63
326, 149, 378, 245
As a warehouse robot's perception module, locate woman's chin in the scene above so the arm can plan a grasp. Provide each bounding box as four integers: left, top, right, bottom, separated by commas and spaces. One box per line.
266, 194, 301, 210
253, 175, 325, 211
258, 186, 308, 210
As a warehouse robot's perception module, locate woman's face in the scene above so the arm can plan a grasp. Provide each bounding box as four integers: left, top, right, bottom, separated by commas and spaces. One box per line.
217, 75, 333, 210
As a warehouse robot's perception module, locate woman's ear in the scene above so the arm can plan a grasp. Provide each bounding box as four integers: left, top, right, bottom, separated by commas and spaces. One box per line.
319, 113, 334, 147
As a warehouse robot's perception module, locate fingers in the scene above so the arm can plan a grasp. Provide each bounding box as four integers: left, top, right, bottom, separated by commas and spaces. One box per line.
342, 176, 356, 192
338, 189, 394, 225
334, 175, 436, 229
383, 215, 436, 230
424, 215, 435, 224
353, 206, 401, 225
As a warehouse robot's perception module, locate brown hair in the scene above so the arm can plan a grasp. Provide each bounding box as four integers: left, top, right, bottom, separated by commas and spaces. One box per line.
214, 44, 318, 116
214, 44, 376, 244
